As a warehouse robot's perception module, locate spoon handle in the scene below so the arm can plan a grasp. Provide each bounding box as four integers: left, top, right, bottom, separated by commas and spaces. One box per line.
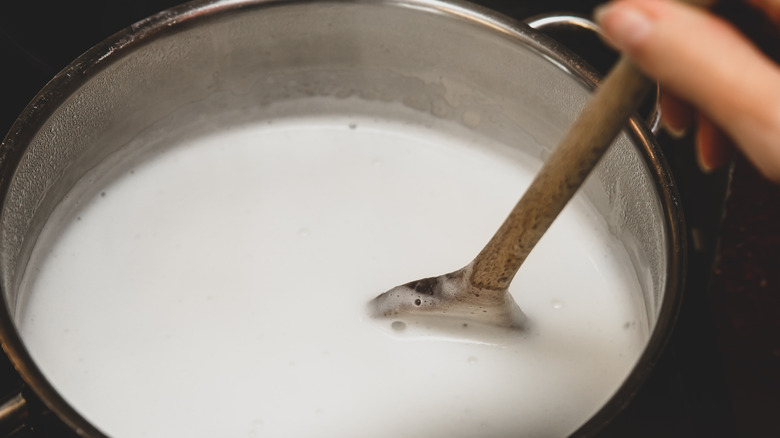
469, 57, 653, 291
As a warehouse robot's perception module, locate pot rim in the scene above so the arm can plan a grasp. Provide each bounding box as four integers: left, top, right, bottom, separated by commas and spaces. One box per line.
0, 1, 686, 436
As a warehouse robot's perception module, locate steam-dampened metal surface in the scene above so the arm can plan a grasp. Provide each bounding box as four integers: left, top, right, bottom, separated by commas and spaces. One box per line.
0, 0, 752, 437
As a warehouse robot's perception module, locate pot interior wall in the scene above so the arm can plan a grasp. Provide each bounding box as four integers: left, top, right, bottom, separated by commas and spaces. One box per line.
1, 0, 666, 339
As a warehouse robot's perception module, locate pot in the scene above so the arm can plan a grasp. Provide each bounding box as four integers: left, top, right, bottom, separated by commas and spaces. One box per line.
0, 0, 684, 436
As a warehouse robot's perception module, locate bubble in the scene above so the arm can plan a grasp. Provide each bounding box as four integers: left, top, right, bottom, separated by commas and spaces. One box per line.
551, 299, 564, 310
467, 356, 478, 363
391, 321, 406, 331
348, 122, 357, 130
297, 228, 310, 237
414, 299, 422, 306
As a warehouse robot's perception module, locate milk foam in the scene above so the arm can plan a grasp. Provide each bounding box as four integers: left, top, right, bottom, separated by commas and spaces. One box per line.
18, 114, 647, 437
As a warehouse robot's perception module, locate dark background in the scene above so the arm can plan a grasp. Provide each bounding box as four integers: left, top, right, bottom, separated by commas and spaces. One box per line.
1, 0, 778, 437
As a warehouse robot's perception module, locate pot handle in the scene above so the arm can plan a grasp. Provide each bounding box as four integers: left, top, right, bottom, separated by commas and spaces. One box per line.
0, 392, 27, 435
523, 13, 663, 135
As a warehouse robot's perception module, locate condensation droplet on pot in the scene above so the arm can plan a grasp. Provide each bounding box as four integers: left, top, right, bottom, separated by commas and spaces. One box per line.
431, 97, 449, 117
551, 299, 564, 310
370, 158, 383, 166
402, 94, 430, 112
391, 321, 406, 331
461, 110, 481, 128
467, 356, 478, 363
348, 122, 357, 130
297, 228, 310, 237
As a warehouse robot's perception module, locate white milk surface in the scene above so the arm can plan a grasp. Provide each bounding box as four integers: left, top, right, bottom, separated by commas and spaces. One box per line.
18, 114, 647, 437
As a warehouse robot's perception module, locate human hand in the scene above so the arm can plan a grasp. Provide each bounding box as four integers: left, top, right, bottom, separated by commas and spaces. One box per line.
594, 0, 780, 182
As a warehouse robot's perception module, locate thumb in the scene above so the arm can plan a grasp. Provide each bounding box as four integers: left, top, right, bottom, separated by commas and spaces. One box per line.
595, 0, 780, 182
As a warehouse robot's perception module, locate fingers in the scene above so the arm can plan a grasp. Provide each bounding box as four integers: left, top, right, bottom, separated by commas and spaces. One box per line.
659, 92, 692, 138
595, 0, 780, 182
696, 112, 735, 173
660, 91, 734, 174
746, 0, 780, 23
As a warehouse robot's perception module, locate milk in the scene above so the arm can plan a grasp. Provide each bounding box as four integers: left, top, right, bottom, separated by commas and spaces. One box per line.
17, 111, 647, 437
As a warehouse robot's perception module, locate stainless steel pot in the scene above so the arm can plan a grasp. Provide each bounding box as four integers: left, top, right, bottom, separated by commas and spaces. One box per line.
0, 0, 684, 436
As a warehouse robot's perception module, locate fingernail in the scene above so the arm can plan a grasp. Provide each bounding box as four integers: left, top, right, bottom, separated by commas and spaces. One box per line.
662, 117, 688, 139
594, 3, 653, 51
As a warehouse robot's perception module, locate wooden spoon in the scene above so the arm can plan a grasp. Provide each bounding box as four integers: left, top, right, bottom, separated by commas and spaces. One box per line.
369, 57, 653, 329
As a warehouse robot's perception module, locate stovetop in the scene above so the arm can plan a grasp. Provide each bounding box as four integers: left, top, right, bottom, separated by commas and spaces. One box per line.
1, 1, 778, 437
